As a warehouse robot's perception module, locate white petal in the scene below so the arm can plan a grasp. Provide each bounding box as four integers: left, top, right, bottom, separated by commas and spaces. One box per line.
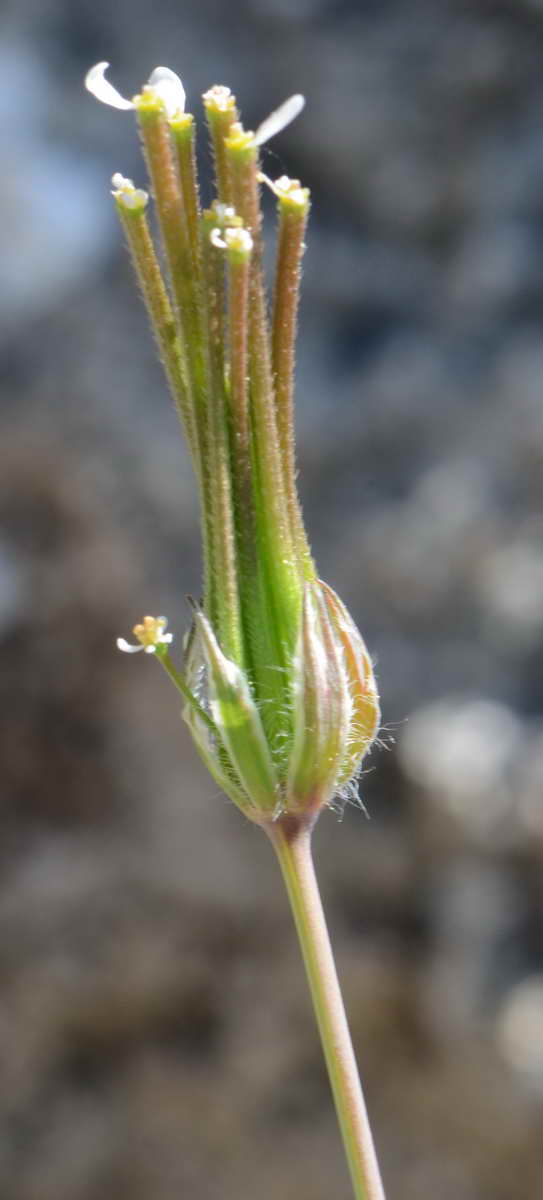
210, 228, 226, 250
85, 62, 134, 111
147, 66, 185, 118
254, 93, 305, 147
202, 85, 233, 112
110, 172, 148, 208
111, 171, 131, 190
162, 632, 174, 644
224, 227, 253, 253
116, 637, 143, 653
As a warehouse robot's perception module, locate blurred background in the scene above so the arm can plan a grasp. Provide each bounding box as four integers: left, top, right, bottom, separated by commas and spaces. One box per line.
1, 1, 543, 1197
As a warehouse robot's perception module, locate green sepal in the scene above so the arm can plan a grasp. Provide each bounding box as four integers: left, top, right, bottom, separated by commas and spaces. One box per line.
192, 608, 279, 814
286, 582, 350, 815
180, 618, 260, 816
185, 705, 256, 817
318, 581, 381, 786
154, 642, 216, 735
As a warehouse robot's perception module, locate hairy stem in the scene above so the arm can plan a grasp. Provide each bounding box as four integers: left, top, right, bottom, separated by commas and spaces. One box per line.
115, 200, 195, 461
272, 187, 314, 577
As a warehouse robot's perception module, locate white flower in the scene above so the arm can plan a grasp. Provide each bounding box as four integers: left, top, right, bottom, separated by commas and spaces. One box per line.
202, 85, 233, 112
85, 63, 185, 120
85, 64, 303, 145
110, 173, 148, 209
258, 172, 308, 207
117, 615, 174, 654
210, 226, 253, 253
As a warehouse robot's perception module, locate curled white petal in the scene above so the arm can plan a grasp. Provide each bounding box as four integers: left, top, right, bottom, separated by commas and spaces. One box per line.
254, 93, 305, 147
85, 62, 134, 111
117, 637, 144, 653
147, 66, 185, 118
210, 228, 227, 250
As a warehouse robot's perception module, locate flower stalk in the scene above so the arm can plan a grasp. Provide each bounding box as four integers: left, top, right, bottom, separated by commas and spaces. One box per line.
271, 176, 314, 573
269, 815, 385, 1200
87, 62, 384, 1199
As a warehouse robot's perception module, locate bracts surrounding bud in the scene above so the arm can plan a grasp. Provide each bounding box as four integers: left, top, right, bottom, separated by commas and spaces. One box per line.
89, 64, 380, 826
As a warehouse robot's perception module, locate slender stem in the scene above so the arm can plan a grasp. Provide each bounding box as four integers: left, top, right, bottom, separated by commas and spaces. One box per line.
170, 113, 202, 278
226, 239, 261, 672
115, 199, 195, 461
271, 188, 314, 577
226, 133, 293, 558
203, 86, 239, 206
155, 647, 217, 735
267, 816, 385, 1200
225, 131, 301, 668
135, 100, 213, 610
200, 227, 244, 665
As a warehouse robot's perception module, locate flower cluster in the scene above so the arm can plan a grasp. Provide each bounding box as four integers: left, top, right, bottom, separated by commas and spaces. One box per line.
87, 64, 380, 826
